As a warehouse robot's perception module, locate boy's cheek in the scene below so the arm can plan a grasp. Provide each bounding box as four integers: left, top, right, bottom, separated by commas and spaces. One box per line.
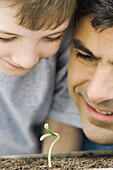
0, 46, 11, 57
40, 43, 61, 58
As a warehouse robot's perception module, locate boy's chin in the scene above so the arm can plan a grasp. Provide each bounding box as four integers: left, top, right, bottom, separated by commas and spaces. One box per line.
1, 69, 31, 76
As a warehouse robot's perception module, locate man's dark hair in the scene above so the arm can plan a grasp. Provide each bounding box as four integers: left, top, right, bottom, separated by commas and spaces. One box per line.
77, 0, 113, 31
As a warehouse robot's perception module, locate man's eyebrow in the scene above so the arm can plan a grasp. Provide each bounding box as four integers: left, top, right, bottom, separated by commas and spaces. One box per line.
73, 39, 95, 57
73, 39, 113, 65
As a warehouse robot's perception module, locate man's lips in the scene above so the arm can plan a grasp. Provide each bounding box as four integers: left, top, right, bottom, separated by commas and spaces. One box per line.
85, 102, 113, 121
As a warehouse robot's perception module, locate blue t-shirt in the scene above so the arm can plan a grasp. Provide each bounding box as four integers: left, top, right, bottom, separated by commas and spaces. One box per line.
82, 133, 113, 150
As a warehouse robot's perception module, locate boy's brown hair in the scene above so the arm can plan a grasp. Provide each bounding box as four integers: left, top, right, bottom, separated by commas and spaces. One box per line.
4, 0, 76, 30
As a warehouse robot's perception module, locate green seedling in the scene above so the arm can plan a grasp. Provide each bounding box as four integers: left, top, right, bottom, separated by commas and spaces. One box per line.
40, 123, 60, 168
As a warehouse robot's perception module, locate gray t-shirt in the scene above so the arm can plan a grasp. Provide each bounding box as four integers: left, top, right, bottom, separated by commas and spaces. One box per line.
0, 19, 81, 156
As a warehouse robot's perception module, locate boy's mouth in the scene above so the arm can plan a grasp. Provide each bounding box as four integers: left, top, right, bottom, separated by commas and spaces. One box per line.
6, 61, 24, 69
1, 58, 24, 69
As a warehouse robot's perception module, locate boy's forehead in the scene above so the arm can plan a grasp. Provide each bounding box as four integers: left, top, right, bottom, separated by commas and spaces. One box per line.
0, 0, 74, 31
0, 6, 70, 36
0, 6, 22, 33
0, 4, 19, 25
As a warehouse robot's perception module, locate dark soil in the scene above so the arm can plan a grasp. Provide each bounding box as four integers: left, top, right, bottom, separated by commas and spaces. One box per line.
1, 149, 113, 169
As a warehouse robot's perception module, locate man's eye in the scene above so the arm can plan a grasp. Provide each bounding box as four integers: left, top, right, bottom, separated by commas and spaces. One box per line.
0, 37, 16, 43
76, 52, 94, 61
76, 51, 98, 66
45, 35, 63, 42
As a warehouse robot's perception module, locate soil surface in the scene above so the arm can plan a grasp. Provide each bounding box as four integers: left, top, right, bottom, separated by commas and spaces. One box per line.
1, 150, 113, 169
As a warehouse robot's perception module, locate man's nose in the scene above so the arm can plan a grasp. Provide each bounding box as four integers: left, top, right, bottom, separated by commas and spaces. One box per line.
12, 45, 39, 68
87, 65, 113, 104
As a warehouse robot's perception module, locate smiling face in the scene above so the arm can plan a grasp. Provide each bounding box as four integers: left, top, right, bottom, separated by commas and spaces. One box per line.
68, 16, 113, 145
0, 3, 70, 76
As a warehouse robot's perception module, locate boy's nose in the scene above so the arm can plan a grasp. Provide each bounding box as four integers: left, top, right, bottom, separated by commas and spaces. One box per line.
12, 47, 39, 69
12, 52, 39, 69
87, 65, 113, 104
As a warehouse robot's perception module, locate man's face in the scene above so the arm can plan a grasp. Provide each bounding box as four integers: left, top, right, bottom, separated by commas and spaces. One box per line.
0, 4, 70, 76
68, 16, 113, 145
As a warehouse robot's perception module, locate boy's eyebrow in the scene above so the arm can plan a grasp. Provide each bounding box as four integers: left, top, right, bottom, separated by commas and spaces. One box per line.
73, 39, 95, 57
47, 27, 68, 36
0, 27, 67, 37
0, 30, 20, 36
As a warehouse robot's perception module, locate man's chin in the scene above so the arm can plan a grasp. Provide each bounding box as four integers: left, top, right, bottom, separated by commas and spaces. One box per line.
82, 122, 113, 146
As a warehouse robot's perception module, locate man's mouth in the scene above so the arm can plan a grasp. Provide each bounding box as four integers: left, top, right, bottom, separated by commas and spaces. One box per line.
93, 108, 113, 115
85, 101, 113, 122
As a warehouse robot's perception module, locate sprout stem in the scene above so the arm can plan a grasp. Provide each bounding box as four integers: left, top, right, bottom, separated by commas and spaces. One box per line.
40, 123, 60, 168
48, 132, 60, 167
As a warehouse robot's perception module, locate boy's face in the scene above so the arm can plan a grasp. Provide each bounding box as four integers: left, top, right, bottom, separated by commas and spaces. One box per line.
0, 5, 70, 76
68, 16, 113, 145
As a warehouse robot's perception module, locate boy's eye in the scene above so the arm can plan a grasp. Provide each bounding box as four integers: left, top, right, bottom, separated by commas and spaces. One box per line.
45, 35, 63, 42
0, 37, 16, 43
